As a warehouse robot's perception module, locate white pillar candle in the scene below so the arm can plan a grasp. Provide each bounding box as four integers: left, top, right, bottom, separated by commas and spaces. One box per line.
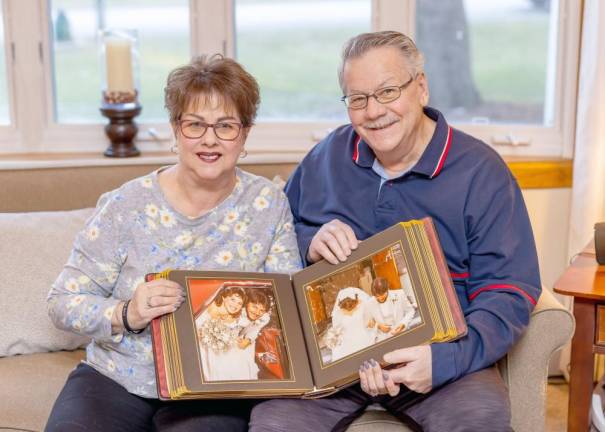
105, 36, 134, 93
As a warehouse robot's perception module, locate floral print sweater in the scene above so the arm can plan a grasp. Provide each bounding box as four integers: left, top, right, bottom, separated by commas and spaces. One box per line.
47, 167, 302, 398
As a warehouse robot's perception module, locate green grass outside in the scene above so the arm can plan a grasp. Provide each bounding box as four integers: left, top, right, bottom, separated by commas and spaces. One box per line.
54, 36, 189, 122
3, 4, 552, 124
470, 15, 549, 104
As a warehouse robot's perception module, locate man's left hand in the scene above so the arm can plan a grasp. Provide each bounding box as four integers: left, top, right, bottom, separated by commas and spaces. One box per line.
383, 345, 432, 394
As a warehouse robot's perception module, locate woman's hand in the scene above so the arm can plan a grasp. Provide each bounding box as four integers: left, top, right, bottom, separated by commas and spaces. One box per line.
359, 359, 400, 397
383, 345, 433, 394
127, 279, 185, 331
307, 219, 359, 264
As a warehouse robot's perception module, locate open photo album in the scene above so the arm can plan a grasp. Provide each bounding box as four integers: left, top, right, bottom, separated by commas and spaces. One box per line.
149, 218, 467, 400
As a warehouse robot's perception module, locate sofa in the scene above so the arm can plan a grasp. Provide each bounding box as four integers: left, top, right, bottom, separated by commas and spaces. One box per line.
0, 162, 575, 432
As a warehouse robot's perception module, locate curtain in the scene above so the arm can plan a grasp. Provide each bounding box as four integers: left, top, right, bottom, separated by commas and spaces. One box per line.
560, 0, 605, 380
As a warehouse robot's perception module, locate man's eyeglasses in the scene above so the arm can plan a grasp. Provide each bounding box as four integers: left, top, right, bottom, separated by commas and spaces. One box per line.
341, 76, 415, 110
178, 119, 243, 141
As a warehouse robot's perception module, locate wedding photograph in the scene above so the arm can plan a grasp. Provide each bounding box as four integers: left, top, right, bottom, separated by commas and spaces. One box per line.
189, 279, 291, 382
304, 243, 422, 365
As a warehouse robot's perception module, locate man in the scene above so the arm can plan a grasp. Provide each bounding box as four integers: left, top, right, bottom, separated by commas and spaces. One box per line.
365, 277, 416, 342
250, 31, 540, 432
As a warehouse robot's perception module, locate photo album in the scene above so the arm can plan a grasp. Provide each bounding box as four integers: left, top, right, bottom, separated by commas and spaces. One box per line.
149, 218, 467, 400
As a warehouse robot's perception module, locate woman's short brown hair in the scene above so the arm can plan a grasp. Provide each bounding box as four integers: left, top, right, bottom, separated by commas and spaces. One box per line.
338, 294, 359, 312
164, 54, 260, 127
214, 286, 246, 318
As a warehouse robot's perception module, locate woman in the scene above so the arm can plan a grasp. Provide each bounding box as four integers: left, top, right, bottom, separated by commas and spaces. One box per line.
46, 54, 301, 432
196, 285, 248, 381
329, 287, 375, 362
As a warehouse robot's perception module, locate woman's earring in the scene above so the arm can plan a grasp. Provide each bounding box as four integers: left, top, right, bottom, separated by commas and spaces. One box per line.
170, 143, 178, 154
240, 149, 248, 159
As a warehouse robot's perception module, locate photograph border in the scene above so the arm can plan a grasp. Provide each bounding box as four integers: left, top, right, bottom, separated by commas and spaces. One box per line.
302, 239, 428, 370
185, 275, 298, 385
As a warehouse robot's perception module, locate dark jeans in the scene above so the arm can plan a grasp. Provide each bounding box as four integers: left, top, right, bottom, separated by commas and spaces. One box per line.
249, 367, 511, 432
45, 363, 257, 432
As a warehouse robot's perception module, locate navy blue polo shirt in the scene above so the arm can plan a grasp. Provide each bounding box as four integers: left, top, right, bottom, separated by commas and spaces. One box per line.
285, 107, 541, 388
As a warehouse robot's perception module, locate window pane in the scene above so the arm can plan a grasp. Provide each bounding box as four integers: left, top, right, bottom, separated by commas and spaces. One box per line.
0, 1, 10, 125
235, 0, 371, 121
415, 0, 558, 125
50, 0, 190, 123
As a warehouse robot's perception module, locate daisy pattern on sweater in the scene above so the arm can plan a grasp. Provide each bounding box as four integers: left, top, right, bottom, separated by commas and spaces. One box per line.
47, 167, 302, 398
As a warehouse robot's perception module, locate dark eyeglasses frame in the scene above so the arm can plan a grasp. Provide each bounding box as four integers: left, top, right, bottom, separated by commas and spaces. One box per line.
178, 119, 244, 141
341, 76, 416, 110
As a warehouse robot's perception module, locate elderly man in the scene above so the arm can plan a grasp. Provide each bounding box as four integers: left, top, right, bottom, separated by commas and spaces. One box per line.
249, 31, 540, 432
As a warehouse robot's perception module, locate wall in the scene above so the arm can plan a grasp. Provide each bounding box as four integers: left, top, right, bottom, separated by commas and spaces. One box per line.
522, 188, 572, 290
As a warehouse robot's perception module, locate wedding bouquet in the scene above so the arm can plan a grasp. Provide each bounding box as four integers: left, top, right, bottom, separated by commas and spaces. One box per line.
198, 317, 239, 353
323, 325, 343, 349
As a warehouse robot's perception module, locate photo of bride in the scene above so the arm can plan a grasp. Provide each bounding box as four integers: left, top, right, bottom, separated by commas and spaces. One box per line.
305, 243, 422, 365
192, 279, 291, 382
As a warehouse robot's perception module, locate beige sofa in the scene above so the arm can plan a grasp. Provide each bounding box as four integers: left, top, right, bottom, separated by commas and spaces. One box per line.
0, 162, 574, 432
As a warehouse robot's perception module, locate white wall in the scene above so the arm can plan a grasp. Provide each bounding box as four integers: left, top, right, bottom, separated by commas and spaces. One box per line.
522, 188, 572, 290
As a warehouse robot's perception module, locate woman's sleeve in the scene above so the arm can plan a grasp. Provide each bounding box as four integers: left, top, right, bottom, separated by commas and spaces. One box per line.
47, 191, 128, 343
263, 188, 303, 274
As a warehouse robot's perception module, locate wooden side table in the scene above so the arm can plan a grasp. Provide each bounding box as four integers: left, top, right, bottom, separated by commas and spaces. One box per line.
554, 242, 605, 432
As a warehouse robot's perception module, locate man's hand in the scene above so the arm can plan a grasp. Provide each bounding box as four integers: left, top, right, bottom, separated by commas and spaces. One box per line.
367, 318, 376, 328
383, 345, 432, 394
307, 219, 359, 264
391, 324, 406, 334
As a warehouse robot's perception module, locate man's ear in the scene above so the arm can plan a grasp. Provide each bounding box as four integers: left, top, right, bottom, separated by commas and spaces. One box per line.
416, 73, 430, 107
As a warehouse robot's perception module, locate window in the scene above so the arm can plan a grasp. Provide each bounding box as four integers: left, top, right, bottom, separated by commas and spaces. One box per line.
0, 0, 10, 125
49, 0, 190, 123
0, 0, 582, 159
416, 1, 555, 126
234, 0, 371, 121
413, 0, 577, 157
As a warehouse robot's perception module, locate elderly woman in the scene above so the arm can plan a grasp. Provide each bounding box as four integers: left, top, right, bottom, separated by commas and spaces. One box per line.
46, 55, 301, 432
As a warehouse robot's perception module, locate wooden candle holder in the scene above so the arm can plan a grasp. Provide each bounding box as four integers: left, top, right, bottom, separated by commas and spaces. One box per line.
100, 102, 142, 158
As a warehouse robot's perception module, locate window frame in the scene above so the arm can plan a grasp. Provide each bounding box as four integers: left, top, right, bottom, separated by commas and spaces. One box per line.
0, 0, 581, 160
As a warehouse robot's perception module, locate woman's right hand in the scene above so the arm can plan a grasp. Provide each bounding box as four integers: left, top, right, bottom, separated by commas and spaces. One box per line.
126, 279, 185, 330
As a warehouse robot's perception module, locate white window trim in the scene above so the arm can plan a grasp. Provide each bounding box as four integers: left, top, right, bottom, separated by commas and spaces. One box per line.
0, 0, 581, 161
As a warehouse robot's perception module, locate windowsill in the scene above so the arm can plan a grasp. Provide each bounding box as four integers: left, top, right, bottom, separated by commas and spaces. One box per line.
0, 151, 304, 170
0, 152, 573, 189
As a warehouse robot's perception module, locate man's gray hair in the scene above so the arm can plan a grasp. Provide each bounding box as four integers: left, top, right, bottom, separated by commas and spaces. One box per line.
338, 31, 425, 93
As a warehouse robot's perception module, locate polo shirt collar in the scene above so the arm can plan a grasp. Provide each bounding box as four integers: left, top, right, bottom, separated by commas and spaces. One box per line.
352, 107, 452, 178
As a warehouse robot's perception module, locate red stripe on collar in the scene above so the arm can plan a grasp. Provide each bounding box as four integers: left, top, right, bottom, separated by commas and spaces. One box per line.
352, 135, 361, 164
430, 126, 452, 178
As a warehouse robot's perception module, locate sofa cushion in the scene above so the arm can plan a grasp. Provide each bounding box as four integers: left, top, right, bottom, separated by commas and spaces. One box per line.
0, 208, 94, 356
0, 349, 85, 431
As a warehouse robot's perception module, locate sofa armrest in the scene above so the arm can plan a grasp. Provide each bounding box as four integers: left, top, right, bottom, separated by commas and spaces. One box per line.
498, 288, 574, 432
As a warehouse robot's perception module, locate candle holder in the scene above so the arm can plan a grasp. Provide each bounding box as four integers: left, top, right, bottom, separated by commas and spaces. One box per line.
100, 101, 142, 157
99, 29, 142, 158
